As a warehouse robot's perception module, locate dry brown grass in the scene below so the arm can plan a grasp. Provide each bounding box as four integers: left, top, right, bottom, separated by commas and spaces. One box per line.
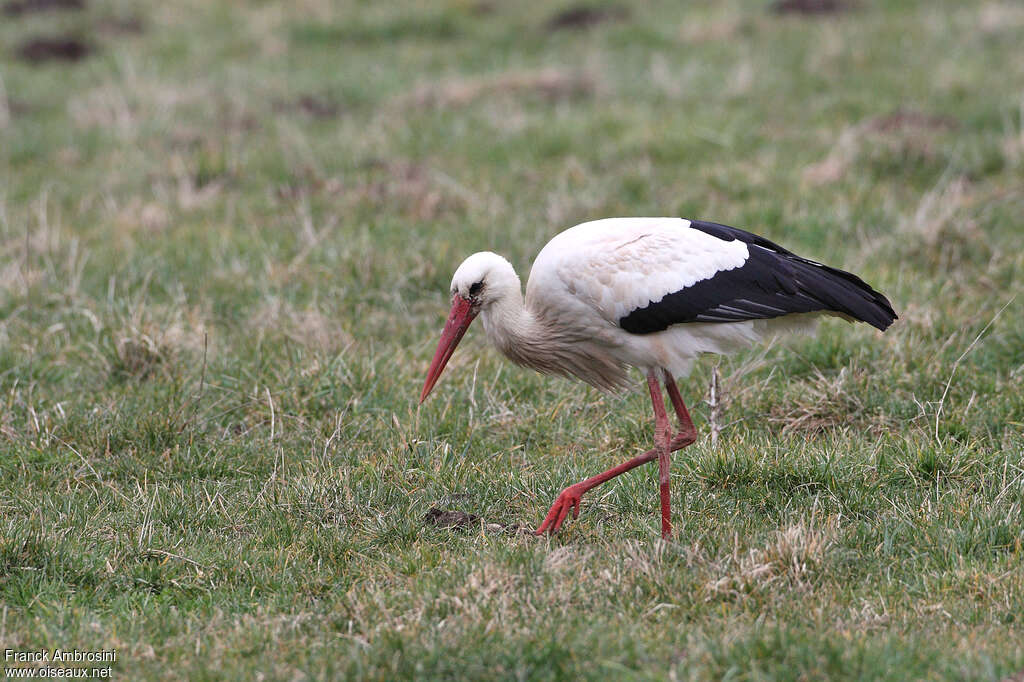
768, 366, 898, 437
678, 14, 745, 44
897, 173, 992, 274
0, 75, 10, 130
803, 109, 959, 186
978, 2, 1024, 34
802, 126, 862, 186
98, 303, 210, 380
354, 160, 472, 221
769, 367, 865, 433
113, 199, 172, 238
704, 517, 837, 598
0, 260, 44, 299
0, 192, 81, 299
1001, 100, 1024, 170
248, 298, 353, 353
835, 600, 892, 633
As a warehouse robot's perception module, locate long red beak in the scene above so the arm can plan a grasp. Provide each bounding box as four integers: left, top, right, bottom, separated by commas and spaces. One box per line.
420, 296, 478, 403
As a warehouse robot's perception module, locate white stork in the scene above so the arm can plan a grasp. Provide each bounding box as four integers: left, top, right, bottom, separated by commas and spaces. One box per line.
419, 217, 896, 539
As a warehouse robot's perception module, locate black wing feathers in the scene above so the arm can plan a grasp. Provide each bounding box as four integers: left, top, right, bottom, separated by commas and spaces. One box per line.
618, 220, 897, 335
687, 220, 802, 257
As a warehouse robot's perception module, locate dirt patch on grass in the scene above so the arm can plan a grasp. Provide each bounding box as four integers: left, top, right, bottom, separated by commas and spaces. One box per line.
17, 36, 93, 63
423, 507, 528, 534
5, 98, 34, 118
423, 508, 479, 529
296, 94, 341, 119
275, 95, 342, 120
96, 16, 145, 36
545, 4, 629, 31
403, 68, 595, 109
2, 0, 82, 16
771, 0, 856, 15
865, 109, 959, 133
1, 97, 26, 128
470, 0, 496, 15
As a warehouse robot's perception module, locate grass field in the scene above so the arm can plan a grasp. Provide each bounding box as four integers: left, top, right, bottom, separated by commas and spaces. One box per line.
2, 0, 1023, 679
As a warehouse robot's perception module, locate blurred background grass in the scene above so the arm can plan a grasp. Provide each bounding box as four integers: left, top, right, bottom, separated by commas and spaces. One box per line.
1, 0, 1023, 679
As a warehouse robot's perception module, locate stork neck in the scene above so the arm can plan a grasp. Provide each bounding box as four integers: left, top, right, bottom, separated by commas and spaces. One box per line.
479, 286, 540, 356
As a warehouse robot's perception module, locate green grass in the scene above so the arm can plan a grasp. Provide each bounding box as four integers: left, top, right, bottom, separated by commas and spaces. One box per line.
1, 0, 1023, 679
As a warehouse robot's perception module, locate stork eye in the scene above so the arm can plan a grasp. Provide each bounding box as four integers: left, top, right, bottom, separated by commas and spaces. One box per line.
469, 281, 484, 296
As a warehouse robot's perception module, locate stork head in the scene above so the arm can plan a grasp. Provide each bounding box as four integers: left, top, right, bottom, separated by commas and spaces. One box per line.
420, 252, 518, 403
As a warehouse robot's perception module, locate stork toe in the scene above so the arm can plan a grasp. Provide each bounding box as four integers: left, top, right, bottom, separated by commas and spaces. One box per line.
535, 484, 585, 535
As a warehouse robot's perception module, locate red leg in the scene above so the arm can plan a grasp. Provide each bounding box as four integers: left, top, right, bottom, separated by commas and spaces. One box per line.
534, 447, 659, 535
665, 375, 697, 450
534, 370, 700, 537
647, 371, 673, 540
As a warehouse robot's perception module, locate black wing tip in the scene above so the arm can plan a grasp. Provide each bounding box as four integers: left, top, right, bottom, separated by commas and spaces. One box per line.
860, 296, 898, 332
804, 268, 898, 333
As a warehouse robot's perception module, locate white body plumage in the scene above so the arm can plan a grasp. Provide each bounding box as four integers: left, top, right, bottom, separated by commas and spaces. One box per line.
451, 218, 839, 390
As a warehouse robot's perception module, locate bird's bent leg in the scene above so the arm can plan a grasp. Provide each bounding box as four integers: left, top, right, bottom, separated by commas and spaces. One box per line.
534, 372, 695, 538
647, 370, 673, 540
664, 375, 698, 450
534, 448, 658, 535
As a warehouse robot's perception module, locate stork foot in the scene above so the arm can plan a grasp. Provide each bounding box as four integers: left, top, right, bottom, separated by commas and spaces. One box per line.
534, 483, 586, 535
